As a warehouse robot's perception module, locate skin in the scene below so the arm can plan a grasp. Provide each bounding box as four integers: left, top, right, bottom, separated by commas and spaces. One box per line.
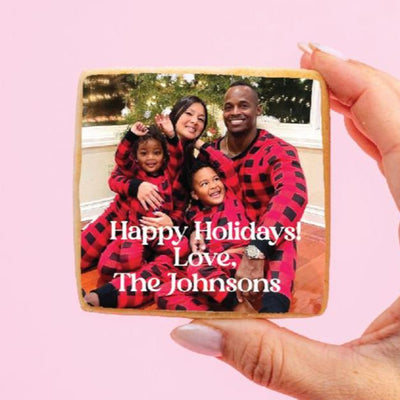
171, 45, 400, 399
136, 139, 164, 175
155, 113, 175, 138
222, 85, 262, 155
175, 102, 206, 142
191, 167, 226, 207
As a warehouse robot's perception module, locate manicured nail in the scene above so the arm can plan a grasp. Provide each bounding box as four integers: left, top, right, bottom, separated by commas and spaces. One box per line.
171, 323, 223, 357
309, 43, 347, 60
297, 42, 313, 55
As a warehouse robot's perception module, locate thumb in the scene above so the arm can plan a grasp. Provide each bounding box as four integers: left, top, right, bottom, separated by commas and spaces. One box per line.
171, 319, 359, 399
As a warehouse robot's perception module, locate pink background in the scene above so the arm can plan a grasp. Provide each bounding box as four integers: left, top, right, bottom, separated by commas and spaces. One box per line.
1, 1, 399, 399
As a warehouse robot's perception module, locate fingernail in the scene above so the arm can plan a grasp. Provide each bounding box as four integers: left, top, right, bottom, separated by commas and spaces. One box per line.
297, 42, 313, 55
171, 323, 223, 357
309, 42, 347, 60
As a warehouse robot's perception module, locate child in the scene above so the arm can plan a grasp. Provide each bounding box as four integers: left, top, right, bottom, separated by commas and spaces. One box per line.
81, 118, 187, 278
155, 139, 251, 311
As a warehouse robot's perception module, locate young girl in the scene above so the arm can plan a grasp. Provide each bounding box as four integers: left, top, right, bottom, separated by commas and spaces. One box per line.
155, 139, 251, 311
81, 118, 183, 277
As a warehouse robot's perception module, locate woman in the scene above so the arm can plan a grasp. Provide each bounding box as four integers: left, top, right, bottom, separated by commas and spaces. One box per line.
83, 95, 208, 308
137, 95, 208, 223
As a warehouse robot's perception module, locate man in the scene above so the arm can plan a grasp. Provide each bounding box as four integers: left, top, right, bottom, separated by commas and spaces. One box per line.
195, 81, 308, 313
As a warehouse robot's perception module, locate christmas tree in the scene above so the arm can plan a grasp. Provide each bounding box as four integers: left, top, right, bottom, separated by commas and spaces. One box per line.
82, 73, 313, 136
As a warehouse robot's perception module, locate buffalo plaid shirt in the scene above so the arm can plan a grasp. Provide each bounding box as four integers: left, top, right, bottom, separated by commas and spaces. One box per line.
185, 143, 250, 253
212, 129, 307, 256
108, 130, 183, 223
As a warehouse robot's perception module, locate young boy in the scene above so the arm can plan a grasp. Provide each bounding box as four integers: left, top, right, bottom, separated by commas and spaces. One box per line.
155, 139, 251, 311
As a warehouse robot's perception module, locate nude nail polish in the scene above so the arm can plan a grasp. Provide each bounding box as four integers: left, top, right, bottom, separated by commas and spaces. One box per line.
297, 42, 313, 55
309, 43, 347, 60
171, 323, 223, 357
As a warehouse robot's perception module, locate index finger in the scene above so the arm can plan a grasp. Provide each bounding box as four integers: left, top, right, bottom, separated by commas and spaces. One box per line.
140, 216, 159, 223
150, 191, 164, 204
300, 46, 400, 156
299, 44, 400, 209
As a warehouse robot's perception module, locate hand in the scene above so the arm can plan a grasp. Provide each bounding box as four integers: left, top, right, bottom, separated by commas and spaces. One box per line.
194, 138, 205, 149
130, 121, 148, 136
300, 42, 400, 212
234, 255, 264, 305
190, 231, 206, 253
140, 211, 173, 228
155, 114, 175, 138
170, 44, 400, 399
137, 182, 163, 211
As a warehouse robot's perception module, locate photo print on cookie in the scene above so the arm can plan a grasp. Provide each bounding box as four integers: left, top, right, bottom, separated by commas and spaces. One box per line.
75, 68, 330, 318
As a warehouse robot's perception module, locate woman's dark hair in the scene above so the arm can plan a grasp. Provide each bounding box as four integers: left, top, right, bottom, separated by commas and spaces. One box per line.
169, 96, 208, 190
169, 95, 208, 134
132, 125, 169, 164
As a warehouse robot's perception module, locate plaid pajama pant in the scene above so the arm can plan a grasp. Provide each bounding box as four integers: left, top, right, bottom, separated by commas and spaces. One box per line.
94, 242, 190, 308
155, 253, 242, 311
81, 198, 128, 271
97, 235, 188, 278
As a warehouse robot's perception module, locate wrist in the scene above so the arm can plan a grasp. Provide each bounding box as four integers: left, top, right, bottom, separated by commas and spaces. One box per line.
129, 179, 143, 197
166, 130, 175, 139
166, 135, 179, 145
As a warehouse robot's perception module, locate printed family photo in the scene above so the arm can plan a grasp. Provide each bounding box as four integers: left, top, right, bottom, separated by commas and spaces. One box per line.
76, 69, 329, 317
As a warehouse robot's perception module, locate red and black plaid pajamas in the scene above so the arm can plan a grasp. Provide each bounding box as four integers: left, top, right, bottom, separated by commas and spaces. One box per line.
155, 144, 250, 311
213, 130, 308, 309
81, 197, 130, 271
94, 248, 191, 308
81, 130, 183, 277
111, 129, 183, 226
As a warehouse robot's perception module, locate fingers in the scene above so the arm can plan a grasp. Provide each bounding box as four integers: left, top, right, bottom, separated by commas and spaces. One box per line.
131, 121, 148, 135
363, 296, 400, 337
139, 196, 158, 211
155, 114, 164, 127
138, 183, 164, 210
171, 320, 361, 399
382, 148, 400, 210
236, 290, 244, 303
300, 45, 400, 154
139, 199, 149, 211
147, 193, 163, 209
343, 117, 381, 163
299, 43, 400, 210
155, 114, 174, 138
190, 232, 206, 253
140, 216, 160, 228
235, 285, 263, 306
151, 190, 164, 205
